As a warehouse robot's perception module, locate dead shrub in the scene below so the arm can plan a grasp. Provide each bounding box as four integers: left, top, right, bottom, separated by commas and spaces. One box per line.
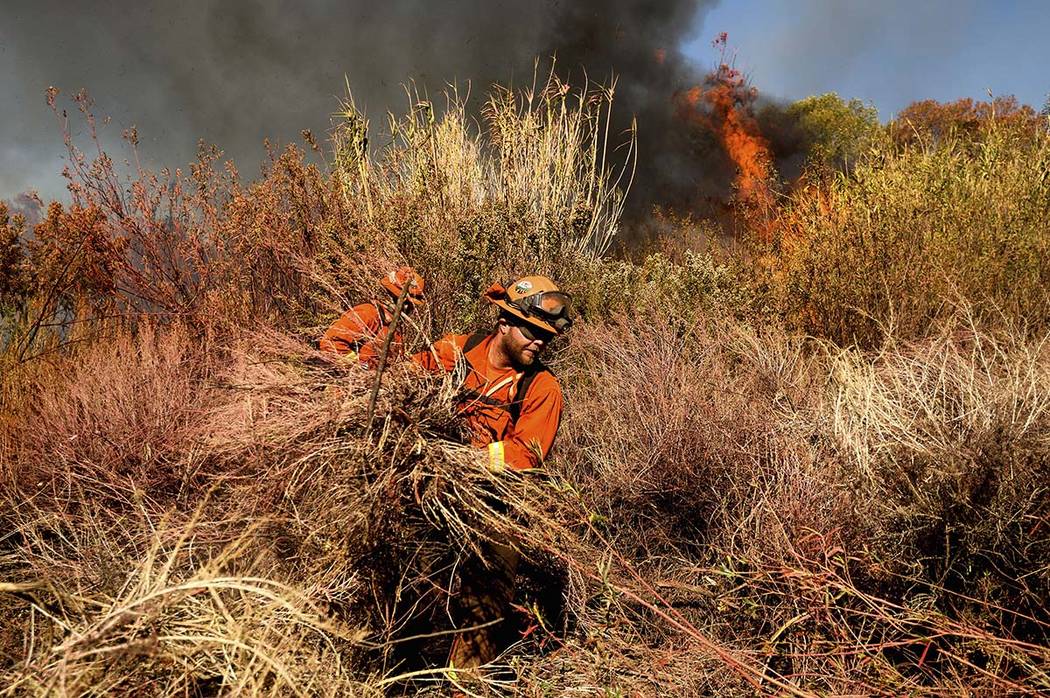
831, 320, 1050, 625
3, 322, 212, 511
557, 311, 843, 562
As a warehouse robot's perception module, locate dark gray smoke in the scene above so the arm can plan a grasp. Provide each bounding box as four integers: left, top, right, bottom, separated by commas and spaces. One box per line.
2, 1, 718, 217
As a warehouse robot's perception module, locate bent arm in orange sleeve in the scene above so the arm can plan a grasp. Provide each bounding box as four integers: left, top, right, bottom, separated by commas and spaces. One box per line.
411, 334, 464, 373
320, 304, 382, 354
497, 372, 563, 471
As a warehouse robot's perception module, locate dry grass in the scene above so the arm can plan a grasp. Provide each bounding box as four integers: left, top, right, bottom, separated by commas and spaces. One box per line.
3, 314, 1048, 695
2, 524, 371, 697
831, 318, 1050, 624
555, 313, 1049, 694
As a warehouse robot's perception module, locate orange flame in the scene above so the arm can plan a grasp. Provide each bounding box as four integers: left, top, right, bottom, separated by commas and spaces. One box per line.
676, 79, 773, 213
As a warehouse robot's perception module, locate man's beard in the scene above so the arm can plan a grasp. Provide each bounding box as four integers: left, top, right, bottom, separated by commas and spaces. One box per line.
509, 343, 537, 368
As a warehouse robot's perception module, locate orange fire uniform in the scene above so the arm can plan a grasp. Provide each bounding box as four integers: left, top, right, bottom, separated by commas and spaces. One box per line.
319, 302, 402, 366
413, 332, 563, 471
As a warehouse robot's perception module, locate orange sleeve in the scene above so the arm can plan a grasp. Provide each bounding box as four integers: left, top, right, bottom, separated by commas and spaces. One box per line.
320, 304, 382, 354
411, 334, 464, 373
498, 372, 563, 471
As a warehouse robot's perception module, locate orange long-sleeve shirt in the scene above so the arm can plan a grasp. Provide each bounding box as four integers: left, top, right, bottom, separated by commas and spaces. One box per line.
319, 302, 403, 366
413, 333, 563, 471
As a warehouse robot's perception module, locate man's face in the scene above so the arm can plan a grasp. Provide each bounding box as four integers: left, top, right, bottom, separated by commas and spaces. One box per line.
499, 320, 553, 367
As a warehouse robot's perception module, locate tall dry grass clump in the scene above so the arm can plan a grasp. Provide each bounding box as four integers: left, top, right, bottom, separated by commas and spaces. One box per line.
325, 71, 636, 333
832, 321, 1050, 618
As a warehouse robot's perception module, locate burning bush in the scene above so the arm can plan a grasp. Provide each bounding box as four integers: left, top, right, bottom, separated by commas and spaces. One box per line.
674, 33, 775, 218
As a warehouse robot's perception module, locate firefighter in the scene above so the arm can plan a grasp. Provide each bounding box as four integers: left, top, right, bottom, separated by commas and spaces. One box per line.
319, 267, 425, 366
412, 275, 572, 670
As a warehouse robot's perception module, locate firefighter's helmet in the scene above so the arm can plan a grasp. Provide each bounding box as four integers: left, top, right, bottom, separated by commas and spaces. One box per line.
483, 275, 573, 335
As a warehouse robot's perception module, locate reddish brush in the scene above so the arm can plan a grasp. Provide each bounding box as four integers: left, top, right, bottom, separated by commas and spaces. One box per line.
4, 323, 213, 511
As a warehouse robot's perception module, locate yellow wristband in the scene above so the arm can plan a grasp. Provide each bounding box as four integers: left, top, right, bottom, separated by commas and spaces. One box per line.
487, 441, 506, 472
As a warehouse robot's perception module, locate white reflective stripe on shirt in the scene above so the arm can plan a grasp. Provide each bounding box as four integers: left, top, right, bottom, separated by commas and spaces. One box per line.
482, 372, 522, 399
461, 371, 524, 413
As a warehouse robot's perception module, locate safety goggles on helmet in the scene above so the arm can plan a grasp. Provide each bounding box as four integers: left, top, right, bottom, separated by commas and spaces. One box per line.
509, 291, 574, 334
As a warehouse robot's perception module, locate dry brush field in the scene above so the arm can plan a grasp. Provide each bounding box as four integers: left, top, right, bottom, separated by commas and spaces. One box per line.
1, 78, 1048, 695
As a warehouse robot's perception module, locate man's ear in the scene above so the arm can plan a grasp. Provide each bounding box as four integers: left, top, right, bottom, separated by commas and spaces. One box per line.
495, 318, 510, 336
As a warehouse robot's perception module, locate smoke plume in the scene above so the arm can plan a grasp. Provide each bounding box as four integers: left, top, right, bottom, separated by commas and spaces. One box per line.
3, 1, 732, 219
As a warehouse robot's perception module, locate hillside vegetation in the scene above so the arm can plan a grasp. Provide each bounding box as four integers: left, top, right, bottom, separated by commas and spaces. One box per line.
1, 79, 1048, 696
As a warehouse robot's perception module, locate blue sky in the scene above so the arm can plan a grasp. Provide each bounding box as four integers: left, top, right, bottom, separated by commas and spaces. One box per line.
685, 0, 1050, 119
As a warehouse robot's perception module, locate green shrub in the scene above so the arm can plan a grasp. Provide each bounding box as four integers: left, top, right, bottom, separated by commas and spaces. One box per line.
778, 123, 1050, 347
783, 92, 881, 167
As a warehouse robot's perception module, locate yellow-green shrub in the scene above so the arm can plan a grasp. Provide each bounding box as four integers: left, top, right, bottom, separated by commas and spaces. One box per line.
778, 122, 1050, 347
